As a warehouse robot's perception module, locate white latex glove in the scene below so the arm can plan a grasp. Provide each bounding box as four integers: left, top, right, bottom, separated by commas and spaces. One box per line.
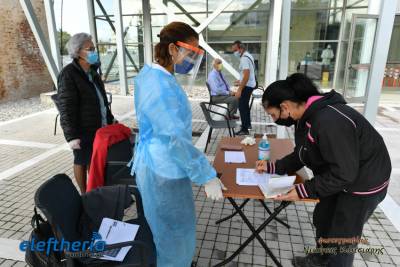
241, 136, 256, 146
68, 139, 81, 150
204, 178, 227, 201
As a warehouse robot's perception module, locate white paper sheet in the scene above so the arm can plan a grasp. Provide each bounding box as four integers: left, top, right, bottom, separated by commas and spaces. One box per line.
236, 168, 270, 186
258, 176, 296, 199
225, 151, 246, 163
94, 218, 139, 262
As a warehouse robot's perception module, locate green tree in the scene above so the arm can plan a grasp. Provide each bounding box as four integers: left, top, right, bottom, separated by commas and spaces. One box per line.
57, 30, 71, 55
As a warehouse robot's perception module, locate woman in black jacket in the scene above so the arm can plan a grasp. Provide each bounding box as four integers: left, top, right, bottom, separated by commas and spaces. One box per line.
58, 33, 114, 193
256, 73, 391, 267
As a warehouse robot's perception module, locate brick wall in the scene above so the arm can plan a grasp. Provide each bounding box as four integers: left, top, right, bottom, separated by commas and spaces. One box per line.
0, 0, 53, 103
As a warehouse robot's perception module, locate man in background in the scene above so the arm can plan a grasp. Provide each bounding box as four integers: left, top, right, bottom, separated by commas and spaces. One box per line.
207, 58, 239, 119
232, 40, 256, 135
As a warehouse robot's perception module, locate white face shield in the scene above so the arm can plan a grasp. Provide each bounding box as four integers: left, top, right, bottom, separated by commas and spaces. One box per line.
173, 41, 204, 91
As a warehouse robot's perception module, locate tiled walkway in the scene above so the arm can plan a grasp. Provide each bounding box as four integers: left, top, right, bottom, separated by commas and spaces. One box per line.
0, 95, 400, 266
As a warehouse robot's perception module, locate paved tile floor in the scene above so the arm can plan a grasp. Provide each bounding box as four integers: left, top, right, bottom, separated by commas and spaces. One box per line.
0, 95, 400, 266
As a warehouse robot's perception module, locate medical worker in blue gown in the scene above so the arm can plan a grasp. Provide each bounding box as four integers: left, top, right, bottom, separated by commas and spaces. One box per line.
128, 21, 227, 267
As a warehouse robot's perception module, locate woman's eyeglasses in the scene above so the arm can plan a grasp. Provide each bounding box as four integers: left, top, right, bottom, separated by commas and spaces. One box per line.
82, 47, 96, 52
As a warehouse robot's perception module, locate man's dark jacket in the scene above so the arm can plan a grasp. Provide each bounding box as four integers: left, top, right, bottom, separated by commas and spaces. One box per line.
57, 59, 114, 142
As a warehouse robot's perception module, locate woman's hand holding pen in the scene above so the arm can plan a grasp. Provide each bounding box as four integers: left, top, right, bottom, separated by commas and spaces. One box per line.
255, 160, 275, 174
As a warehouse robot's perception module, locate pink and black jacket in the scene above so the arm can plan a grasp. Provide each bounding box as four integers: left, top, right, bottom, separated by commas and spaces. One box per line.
271, 90, 391, 199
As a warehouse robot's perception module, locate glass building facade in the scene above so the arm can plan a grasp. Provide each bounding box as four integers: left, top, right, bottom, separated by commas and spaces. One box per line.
90, 0, 399, 93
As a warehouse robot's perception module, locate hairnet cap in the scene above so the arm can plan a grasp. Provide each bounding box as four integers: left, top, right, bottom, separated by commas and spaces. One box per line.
66, 33, 92, 59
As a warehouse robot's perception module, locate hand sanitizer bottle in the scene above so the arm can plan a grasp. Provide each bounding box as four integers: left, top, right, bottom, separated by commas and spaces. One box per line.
258, 133, 270, 160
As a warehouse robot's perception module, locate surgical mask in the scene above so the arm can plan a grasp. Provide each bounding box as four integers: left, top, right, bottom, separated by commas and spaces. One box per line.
216, 64, 223, 71
174, 57, 194, 74
275, 110, 296, 126
86, 51, 99, 65
234, 51, 241, 58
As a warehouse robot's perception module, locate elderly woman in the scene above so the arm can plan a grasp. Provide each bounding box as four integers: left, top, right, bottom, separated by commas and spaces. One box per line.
58, 33, 115, 193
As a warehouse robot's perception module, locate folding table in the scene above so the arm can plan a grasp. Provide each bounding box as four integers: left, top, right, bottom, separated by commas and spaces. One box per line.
212, 137, 318, 267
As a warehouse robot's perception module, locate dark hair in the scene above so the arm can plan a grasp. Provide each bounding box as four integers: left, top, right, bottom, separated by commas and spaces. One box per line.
233, 40, 245, 49
262, 73, 321, 108
154, 21, 199, 67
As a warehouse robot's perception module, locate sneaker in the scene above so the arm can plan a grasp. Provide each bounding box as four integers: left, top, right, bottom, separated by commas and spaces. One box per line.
235, 129, 250, 136
292, 254, 329, 267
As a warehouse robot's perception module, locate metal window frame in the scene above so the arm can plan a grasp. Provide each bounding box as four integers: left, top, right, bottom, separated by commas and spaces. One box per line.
19, 0, 59, 86
342, 13, 378, 101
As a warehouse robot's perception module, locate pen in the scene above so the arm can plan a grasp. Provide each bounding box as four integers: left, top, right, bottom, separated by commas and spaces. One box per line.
105, 225, 112, 239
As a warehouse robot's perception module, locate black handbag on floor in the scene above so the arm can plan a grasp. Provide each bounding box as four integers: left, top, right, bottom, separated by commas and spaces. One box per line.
25, 207, 63, 267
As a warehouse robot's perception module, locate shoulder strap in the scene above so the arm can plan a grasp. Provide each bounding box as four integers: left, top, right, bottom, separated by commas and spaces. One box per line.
243, 55, 255, 69
31, 207, 46, 231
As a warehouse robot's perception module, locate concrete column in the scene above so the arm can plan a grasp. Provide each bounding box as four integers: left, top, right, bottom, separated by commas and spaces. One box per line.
364, 0, 397, 124
113, 0, 128, 95
265, 0, 283, 86
44, 0, 61, 71
279, 0, 291, 80
142, 0, 153, 65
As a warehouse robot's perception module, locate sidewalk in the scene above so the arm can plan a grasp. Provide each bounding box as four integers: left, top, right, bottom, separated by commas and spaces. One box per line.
0, 95, 399, 266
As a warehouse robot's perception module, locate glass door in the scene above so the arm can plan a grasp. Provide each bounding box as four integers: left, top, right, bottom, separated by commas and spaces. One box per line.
343, 14, 378, 102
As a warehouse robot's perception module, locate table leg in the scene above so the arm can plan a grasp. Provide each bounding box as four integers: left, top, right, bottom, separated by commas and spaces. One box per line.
215, 198, 250, 225
214, 199, 291, 267
258, 199, 291, 229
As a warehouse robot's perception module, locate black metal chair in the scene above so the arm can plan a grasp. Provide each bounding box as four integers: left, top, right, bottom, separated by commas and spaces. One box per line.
205, 82, 214, 104
34, 173, 156, 267
51, 93, 61, 136
104, 136, 136, 187
106, 92, 113, 113
249, 86, 265, 110
200, 102, 237, 153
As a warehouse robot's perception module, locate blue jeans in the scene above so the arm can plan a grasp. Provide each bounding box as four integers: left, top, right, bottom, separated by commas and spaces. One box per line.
239, 86, 254, 130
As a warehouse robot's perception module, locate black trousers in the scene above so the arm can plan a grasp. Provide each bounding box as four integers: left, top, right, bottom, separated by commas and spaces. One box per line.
238, 86, 254, 130
312, 189, 387, 267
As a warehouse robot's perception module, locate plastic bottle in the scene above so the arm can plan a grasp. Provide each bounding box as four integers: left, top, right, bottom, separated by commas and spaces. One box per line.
258, 133, 270, 160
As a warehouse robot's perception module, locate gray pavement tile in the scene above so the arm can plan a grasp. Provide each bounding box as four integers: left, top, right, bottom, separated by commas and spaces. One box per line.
380, 238, 396, 247
238, 254, 252, 264
279, 249, 294, 259
365, 262, 382, 267
383, 246, 400, 256
278, 241, 292, 251
290, 235, 303, 244
390, 255, 400, 264
376, 254, 394, 264
353, 260, 368, 267
11, 263, 27, 267
0, 260, 21, 267
252, 255, 266, 265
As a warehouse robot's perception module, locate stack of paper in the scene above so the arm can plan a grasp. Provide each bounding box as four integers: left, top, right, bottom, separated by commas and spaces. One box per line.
225, 151, 246, 163
258, 176, 296, 199
236, 168, 270, 185
94, 218, 140, 261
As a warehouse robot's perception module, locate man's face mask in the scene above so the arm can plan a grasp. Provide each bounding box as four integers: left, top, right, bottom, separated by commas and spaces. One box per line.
233, 51, 241, 58
275, 108, 296, 127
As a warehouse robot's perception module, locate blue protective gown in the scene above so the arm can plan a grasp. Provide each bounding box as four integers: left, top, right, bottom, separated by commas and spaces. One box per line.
129, 64, 216, 267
